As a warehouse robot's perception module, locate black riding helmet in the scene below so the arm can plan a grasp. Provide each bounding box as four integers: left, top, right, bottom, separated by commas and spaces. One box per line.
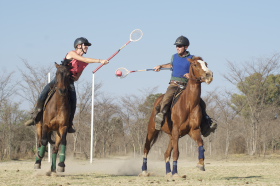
74, 37, 92, 48
174, 35, 190, 46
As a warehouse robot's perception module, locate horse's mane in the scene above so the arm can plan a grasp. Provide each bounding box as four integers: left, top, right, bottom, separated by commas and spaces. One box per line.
57, 62, 74, 81
192, 56, 203, 61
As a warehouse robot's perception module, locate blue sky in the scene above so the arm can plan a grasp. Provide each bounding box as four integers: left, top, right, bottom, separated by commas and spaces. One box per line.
1, 0, 280, 109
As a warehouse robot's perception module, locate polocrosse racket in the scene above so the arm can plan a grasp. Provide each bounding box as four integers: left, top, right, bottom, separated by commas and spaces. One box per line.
93, 29, 143, 73
115, 67, 171, 78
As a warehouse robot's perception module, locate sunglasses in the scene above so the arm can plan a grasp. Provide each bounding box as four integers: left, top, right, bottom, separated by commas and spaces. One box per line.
83, 43, 92, 46
176, 45, 185, 48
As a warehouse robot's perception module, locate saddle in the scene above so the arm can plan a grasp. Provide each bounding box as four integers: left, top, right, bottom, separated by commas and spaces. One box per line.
171, 86, 185, 108
155, 85, 186, 113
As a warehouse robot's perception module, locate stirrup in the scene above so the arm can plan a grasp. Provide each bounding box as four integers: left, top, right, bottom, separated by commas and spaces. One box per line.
210, 122, 217, 129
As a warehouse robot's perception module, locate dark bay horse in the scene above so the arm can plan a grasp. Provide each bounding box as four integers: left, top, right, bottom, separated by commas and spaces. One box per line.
139, 57, 213, 178
34, 62, 72, 174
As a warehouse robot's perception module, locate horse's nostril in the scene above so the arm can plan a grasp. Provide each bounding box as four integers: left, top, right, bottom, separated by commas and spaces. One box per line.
206, 72, 213, 78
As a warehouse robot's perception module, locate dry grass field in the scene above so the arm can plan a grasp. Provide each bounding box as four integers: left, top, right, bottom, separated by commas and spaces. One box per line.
0, 155, 279, 186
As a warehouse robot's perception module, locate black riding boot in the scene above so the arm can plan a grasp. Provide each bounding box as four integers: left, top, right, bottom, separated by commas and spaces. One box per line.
200, 100, 217, 137
68, 110, 76, 133
24, 99, 44, 126
68, 83, 76, 133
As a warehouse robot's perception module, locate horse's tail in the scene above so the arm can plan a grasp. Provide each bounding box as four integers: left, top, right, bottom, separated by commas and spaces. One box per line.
150, 130, 162, 147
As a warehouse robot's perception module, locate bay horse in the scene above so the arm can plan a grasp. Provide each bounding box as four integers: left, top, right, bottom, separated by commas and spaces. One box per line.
139, 57, 213, 177
34, 62, 72, 174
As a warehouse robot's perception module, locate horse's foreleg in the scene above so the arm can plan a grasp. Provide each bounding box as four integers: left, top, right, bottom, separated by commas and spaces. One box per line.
51, 131, 60, 172
189, 129, 205, 171
164, 137, 173, 175
171, 127, 180, 175
34, 124, 47, 169
51, 126, 67, 173
197, 146, 205, 170
36, 123, 42, 147
57, 129, 67, 172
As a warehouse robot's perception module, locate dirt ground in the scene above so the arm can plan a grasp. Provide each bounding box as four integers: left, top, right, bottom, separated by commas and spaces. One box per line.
0, 155, 279, 186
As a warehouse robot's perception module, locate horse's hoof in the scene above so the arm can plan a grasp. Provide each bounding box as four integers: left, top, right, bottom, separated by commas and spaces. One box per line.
46, 170, 51, 176
51, 172, 57, 177
138, 171, 150, 177
46, 170, 57, 177
34, 163, 41, 169
171, 173, 186, 180
165, 172, 172, 178
57, 166, 65, 172
196, 164, 205, 171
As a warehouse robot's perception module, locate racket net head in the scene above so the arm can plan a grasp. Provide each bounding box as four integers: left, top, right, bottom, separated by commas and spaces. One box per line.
115, 67, 129, 78
130, 29, 143, 42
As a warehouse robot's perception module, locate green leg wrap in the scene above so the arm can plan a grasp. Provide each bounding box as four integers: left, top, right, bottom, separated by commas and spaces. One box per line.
51, 153, 57, 172
39, 145, 46, 159
59, 145, 66, 163
35, 146, 41, 161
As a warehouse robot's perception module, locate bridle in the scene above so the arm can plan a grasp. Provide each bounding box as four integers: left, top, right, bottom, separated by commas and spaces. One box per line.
56, 67, 71, 96
188, 62, 203, 83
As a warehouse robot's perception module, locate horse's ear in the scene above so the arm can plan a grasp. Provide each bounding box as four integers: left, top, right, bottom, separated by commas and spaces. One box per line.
188, 58, 194, 63
193, 56, 203, 61
55, 62, 60, 68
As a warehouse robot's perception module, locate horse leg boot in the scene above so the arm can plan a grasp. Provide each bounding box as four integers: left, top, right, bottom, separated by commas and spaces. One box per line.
197, 146, 206, 171
200, 99, 217, 137
68, 83, 76, 133
24, 99, 44, 126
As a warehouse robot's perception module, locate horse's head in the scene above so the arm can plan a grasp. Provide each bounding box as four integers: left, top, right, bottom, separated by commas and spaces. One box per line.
55, 62, 72, 96
188, 57, 213, 84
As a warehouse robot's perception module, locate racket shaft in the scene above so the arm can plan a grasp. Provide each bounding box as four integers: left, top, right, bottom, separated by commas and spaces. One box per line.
131, 68, 170, 72
145, 68, 171, 71
93, 41, 131, 73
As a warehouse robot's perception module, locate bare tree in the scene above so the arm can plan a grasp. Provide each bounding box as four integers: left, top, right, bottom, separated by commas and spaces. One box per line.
206, 90, 242, 156
18, 58, 54, 108
94, 95, 121, 157
70, 80, 102, 156
0, 69, 38, 160
224, 53, 280, 155
119, 87, 159, 157
0, 71, 16, 108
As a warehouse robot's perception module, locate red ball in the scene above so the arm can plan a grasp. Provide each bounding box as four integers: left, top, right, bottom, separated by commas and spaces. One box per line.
116, 70, 122, 77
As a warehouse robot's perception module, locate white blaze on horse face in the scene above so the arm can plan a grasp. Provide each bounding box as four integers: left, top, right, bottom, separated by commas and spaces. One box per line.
197, 60, 213, 84
197, 60, 208, 72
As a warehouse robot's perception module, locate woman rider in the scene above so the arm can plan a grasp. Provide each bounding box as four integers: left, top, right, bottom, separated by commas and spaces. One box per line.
24, 37, 109, 133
